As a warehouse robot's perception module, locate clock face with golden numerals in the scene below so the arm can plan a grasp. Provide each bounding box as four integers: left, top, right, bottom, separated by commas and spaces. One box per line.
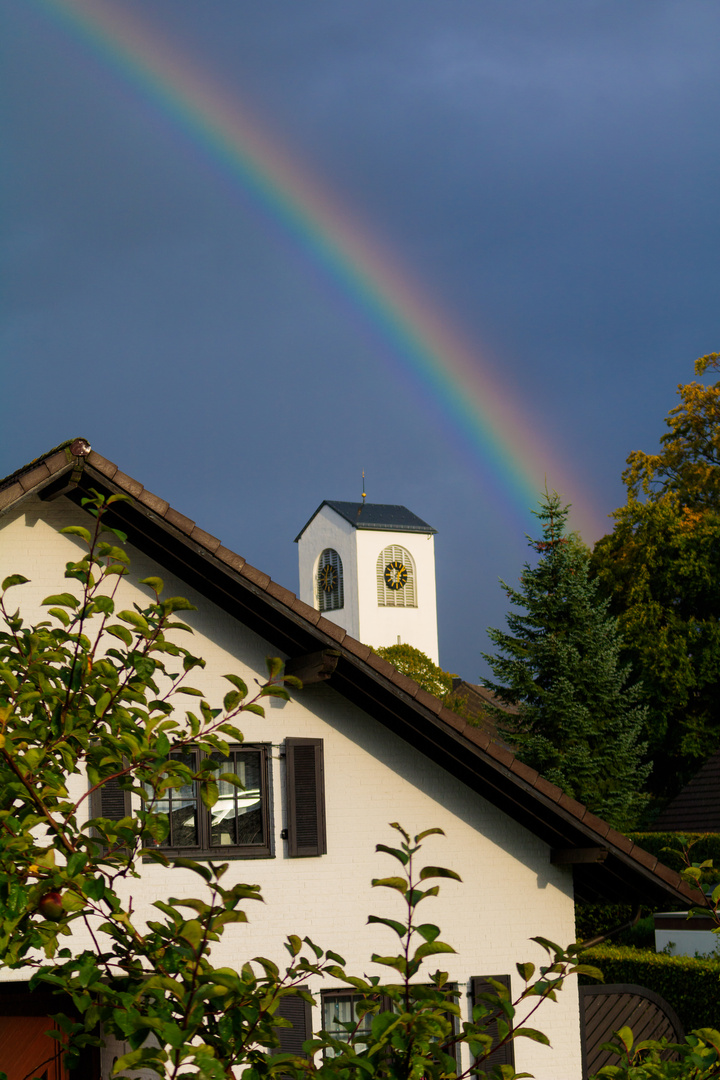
383, 560, 408, 590
318, 562, 338, 593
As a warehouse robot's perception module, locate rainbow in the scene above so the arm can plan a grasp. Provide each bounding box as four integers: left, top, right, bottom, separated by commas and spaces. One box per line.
31, 0, 606, 540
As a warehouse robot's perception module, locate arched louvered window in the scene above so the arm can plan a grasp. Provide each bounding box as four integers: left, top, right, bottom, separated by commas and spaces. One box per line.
315, 548, 344, 612
376, 545, 416, 607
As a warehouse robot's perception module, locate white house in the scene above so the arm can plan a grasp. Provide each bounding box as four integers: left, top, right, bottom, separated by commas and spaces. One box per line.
0, 440, 702, 1080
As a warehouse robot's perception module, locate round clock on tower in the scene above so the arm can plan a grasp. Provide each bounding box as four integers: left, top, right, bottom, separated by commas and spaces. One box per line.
295, 500, 439, 664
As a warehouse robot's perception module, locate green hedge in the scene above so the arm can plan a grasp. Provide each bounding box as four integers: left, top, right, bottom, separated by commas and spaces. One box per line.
628, 831, 720, 881
579, 944, 720, 1033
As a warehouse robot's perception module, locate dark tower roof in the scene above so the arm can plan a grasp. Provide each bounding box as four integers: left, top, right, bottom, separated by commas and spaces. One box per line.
295, 501, 436, 542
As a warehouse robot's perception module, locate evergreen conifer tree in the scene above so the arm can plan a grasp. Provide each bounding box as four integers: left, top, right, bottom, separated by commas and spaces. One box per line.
482, 492, 649, 830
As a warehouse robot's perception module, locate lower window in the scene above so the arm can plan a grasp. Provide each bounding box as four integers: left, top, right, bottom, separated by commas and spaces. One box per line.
152, 745, 271, 858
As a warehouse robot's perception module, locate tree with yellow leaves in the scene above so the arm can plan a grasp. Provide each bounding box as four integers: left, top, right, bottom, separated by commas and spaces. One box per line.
593, 354, 720, 803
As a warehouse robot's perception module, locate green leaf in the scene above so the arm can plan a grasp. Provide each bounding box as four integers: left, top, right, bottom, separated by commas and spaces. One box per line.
170, 858, 212, 883
140, 577, 164, 595
46, 607, 71, 626
371, 876, 408, 894
415, 827, 445, 842
200, 780, 219, 809
95, 692, 112, 718
418, 865, 462, 882
516, 961, 535, 981
616, 1026, 634, 1053
42, 592, 79, 609
414, 923, 441, 942
175, 687, 204, 696
224, 674, 248, 695
162, 597, 197, 614
106, 624, 133, 647
59, 526, 92, 545
513, 1026, 550, 1046
375, 843, 409, 865
367, 915, 407, 938
2, 574, 29, 591
266, 656, 284, 679
413, 940, 456, 960
118, 610, 150, 634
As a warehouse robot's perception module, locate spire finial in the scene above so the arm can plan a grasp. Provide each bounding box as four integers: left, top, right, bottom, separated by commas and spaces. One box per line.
361, 470, 366, 503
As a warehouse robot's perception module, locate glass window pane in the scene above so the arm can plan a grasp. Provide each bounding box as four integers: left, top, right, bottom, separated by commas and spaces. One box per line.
210, 750, 264, 848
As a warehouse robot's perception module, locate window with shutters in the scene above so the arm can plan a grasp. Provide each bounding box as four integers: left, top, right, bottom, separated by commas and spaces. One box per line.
315, 548, 344, 612
376, 545, 416, 607
140, 745, 272, 859
470, 975, 515, 1069
285, 738, 327, 857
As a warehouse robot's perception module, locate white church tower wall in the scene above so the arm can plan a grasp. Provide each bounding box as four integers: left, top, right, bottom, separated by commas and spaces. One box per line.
296, 501, 439, 664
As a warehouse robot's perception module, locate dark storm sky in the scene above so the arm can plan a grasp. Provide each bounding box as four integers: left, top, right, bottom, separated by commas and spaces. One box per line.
2, 0, 719, 677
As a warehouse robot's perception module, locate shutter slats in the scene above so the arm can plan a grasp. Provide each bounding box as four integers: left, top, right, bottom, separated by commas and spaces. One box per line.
286, 738, 327, 857
376, 545, 416, 607
316, 549, 344, 612
470, 975, 515, 1068
274, 991, 313, 1056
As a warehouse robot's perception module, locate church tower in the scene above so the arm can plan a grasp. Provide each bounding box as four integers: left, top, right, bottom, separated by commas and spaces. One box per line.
295, 501, 439, 663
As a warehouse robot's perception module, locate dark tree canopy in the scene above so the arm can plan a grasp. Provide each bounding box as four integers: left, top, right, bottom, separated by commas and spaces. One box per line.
483, 492, 649, 830
592, 354, 720, 800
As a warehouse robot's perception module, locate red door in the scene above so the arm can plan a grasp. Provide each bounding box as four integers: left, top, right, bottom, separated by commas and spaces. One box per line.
0, 1015, 67, 1080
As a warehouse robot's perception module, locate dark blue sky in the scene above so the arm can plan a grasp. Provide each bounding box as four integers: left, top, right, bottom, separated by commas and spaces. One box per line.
2, 0, 719, 677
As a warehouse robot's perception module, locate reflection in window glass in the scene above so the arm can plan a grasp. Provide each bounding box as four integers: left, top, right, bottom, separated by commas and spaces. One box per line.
322, 994, 375, 1055
154, 753, 199, 847
210, 750, 263, 847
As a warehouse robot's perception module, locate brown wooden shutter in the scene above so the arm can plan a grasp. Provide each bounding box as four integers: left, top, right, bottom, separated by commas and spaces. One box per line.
470, 975, 515, 1069
274, 990, 313, 1056
89, 775, 131, 821
286, 738, 327, 857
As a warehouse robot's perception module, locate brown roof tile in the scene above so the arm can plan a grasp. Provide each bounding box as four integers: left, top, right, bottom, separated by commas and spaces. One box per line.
216, 547, 246, 573
606, 828, 633, 854
266, 581, 296, 606
19, 463, 51, 492
342, 638, 372, 662
190, 526, 221, 553
582, 811, 611, 840
240, 563, 271, 589
165, 508, 196, 535
509, 758, 539, 785
0, 482, 24, 512
290, 596, 321, 625
316, 617, 346, 644
414, 688, 443, 716
366, 652, 396, 677
45, 450, 72, 475
631, 846, 659, 872
559, 792, 587, 821
137, 489, 170, 516
390, 669, 420, 697
484, 741, 514, 767
534, 775, 563, 803
112, 471, 144, 498
86, 452, 118, 479
438, 707, 467, 734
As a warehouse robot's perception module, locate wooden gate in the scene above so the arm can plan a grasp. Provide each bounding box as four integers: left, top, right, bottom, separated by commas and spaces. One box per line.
580, 984, 684, 1078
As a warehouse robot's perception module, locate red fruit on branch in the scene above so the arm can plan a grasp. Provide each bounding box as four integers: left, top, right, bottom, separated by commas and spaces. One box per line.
38, 891, 64, 921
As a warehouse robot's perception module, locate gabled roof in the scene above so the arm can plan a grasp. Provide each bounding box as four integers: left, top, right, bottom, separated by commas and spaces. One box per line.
295, 500, 436, 542
649, 750, 720, 832
0, 439, 705, 910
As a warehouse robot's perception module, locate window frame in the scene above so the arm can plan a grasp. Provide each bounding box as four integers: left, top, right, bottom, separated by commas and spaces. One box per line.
315, 548, 344, 612
149, 743, 273, 860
